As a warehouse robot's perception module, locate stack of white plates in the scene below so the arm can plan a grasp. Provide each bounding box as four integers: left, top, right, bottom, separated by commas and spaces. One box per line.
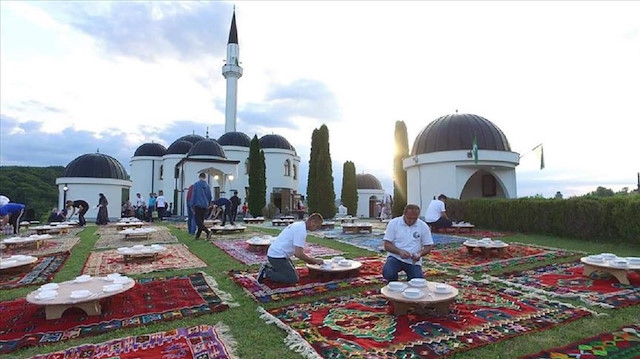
435, 283, 452, 293
70, 289, 92, 299
387, 281, 407, 291
36, 290, 58, 300
402, 288, 422, 299
1, 260, 18, 268
627, 257, 640, 265
75, 275, 91, 283
409, 278, 428, 287
39, 283, 59, 291
586, 255, 604, 263
103, 283, 124, 292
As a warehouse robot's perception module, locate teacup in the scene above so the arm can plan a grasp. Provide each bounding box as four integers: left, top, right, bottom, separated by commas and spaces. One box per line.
39, 283, 59, 291
601, 253, 616, 260
435, 284, 449, 293
403, 288, 421, 299
70, 289, 91, 298
332, 256, 345, 263
388, 281, 405, 291
37, 290, 58, 299
75, 275, 91, 282
480, 237, 492, 242
338, 259, 352, 267
409, 278, 427, 287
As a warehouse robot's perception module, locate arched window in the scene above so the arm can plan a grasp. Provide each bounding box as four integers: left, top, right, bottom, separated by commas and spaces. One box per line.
284, 160, 291, 176
245, 159, 250, 174
159, 165, 164, 180
293, 164, 297, 180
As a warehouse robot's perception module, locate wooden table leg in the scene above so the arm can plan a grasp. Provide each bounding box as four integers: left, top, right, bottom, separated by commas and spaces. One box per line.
433, 300, 453, 315
466, 246, 474, 255
45, 301, 102, 320
608, 268, 630, 285
582, 263, 597, 277
391, 301, 411, 315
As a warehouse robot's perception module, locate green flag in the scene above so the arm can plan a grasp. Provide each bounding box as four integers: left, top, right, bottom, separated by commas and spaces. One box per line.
472, 135, 478, 164
539, 145, 545, 170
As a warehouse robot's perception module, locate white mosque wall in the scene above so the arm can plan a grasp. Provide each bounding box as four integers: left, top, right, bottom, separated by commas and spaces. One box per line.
158, 155, 184, 211
356, 189, 384, 218
129, 157, 164, 203
221, 146, 250, 200
263, 149, 301, 207
56, 177, 132, 220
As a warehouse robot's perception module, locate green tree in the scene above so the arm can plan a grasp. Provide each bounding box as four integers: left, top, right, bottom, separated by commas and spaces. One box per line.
341, 161, 358, 216
247, 135, 266, 217
306, 128, 319, 213
586, 186, 615, 197
392, 120, 408, 217
307, 125, 336, 218
0, 166, 65, 221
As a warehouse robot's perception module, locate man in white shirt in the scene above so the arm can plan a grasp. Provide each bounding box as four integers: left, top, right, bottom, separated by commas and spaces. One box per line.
155, 190, 167, 220
382, 204, 433, 281
424, 194, 453, 231
257, 213, 324, 284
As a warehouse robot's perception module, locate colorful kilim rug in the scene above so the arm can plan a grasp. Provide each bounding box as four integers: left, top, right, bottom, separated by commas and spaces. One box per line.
209, 230, 265, 241
30, 323, 239, 359
213, 238, 344, 265
230, 257, 447, 303
94, 226, 178, 249
0, 237, 79, 257
519, 324, 640, 359
261, 278, 592, 359
82, 244, 208, 276
328, 233, 467, 253
488, 261, 640, 308
433, 228, 513, 238
0, 252, 70, 289
0, 272, 235, 354
426, 242, 582, 273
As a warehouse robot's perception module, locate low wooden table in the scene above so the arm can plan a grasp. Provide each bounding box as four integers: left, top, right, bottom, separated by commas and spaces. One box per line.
243, 217, 265, 224
210, 225, 247, 234
319, 221, 335, 230
381, 282, 458, 316
580, 257, 640, 285
120, 228, 156, 240
463, 241, 508, 257
26, 276, 136, 320
32, 225, 71, 235
2, 237, 45, 250
342, 223, 373, 234
115, 222, 145, 231
272, 219, 294, 226
306, 260, 362, 279
246, 238, 272, 253
204, 219, 222, 227
0, 255, 38, 275
336, 216, 357, 224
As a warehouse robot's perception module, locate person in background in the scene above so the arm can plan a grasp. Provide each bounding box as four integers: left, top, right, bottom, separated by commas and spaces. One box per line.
241, 201, 248, 218
155, 190, 167, 220
188, 173, 212, 240
382, 204, 433, 281
213, 197, 233, 226
0, 202, 26, 234
257, 213, 324, 284
207, 201, 221, 220
96, 193, 109, 225
121, 201, 135, 218
186, 184, 196, 235
229, 190, 241, 222
135, 193, 145, 209
66, 199, 89, 226
147, 193, 156, 222
47, 207, 65, 223
424, 194, 453, 231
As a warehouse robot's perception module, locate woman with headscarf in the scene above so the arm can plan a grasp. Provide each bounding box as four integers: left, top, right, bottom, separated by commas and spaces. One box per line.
96, 193, 110, 225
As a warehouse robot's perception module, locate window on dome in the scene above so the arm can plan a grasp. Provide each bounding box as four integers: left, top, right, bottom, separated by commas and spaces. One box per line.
284, 160, 291, 176
293, 164, 297, 180
245, 159, 250, 175
159, 165, 164, 180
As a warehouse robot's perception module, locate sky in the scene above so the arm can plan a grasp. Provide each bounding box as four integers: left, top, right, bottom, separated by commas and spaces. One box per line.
1, 1, 639, 198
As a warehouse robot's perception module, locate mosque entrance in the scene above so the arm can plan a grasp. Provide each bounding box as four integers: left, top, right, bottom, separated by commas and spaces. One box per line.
368, 196, 378, 218
460, 170, 506, 199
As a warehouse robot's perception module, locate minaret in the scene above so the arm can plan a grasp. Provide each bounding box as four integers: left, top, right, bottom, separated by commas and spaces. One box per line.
222, 9, 243, 133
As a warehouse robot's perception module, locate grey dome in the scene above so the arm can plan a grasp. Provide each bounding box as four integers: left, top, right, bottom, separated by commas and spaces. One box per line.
64, 153, 128, 180
187, 139, 227, 158
218, 132, 251, 147
134, 143, 167, 157
259, 134, 295, 151
411, 113, 511, 155
176, 134, 206, 145
166, 140, 193, 155
356, 174, 383, 190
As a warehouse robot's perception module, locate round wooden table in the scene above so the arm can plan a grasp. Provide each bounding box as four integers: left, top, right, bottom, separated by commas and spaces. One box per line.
0, 255, 38, 274
306, 260, 362, 279
26, 276, 136, 320
580, 257, 640, 285
463, 241, 508, 257
381, 281, 458, 316
246, 238, 273, 253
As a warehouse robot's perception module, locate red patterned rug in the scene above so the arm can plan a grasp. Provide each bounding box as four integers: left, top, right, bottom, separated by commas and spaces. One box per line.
433, 228, 513, 238
519, 324, 640, 358
261, 278, 592, 358
82, 244, 208, 275
426, 242, 582, 273
213, 238, 344, 265
488, 261, 640, 308
230, 257, 448, 303
0, 272, 235, 354
0, 252, 70, 289
30, 323, 238, 359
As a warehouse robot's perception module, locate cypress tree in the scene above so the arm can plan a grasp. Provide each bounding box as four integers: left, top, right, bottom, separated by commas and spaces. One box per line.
341, 161, 358, 216
315, 125, 336, 219
248, 135, 266, 217
392, 120, 409, 217
306, 128, 319, 213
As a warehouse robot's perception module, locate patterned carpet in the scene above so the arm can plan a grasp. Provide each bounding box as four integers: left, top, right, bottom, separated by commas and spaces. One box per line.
261, 278, 592, 358
213, 238, 344, 265
519, 324, 640, 358
94, 226, 178, 249
82, 243, 208, 275
0, 252, 70, 289
325, 232, 468, 253
0, 237, 79, 257
488, 261, 640, 308
30, 323, 239, 359
0, 272, 235, 354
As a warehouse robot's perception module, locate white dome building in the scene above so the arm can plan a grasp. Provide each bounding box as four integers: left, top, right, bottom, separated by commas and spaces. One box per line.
403, 113, 519, 213
355, 173, 385, 218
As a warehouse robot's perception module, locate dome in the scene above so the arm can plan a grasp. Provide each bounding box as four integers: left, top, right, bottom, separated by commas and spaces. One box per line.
166, 140, 193, 155
187, 139, 227, 158
176, 134, 206, 145
356, 174, 383, 190
64, 153, 128, 180
218, 132, 251, 147
411, 113, 511, 155
134, 143, 167, 157
259, 134, 295, 151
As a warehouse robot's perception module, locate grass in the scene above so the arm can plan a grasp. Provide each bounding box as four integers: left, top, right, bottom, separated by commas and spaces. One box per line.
2, 224, 638, 359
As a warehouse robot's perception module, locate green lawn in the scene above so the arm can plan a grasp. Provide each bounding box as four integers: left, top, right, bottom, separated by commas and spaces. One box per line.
2, 224, 638, 359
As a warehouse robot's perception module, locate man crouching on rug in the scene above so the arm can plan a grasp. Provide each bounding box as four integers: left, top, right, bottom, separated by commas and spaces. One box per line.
257, 213, 324, 284
382, 204, 433, 281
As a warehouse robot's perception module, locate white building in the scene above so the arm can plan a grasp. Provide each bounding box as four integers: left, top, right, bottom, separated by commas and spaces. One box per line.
403, 113, 519, 214
355, 173, 386, 218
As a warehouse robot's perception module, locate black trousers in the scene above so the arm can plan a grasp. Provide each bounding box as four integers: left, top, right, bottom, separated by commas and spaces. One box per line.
9, 209, 24, 234
194, 206, 210, 239
427, 217, 452, 229
78, 207, 88, 226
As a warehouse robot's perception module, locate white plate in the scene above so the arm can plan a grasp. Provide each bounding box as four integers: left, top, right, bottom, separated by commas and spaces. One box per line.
70, 290, 92, 299
1, 260, 18, 268
39, 283, 59, 291
435, 286, 452, 294
387, 283, 408, 292
113, 277, 132, 284
75, 275, 91, 283
338, 260, 352, 267
609, 262, 627, 268
409, 279, 428, 287
103, 284, 124, 292
36, 291, 58, 300
402, 288, 423, 299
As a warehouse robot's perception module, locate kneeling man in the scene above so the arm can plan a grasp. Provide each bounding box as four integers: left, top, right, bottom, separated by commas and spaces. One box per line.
382, 204, 433, 281
257, 213, 324, 284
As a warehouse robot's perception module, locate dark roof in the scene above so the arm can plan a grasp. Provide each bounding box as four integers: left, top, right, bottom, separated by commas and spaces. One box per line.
259, 134, 295, 152
64, 153, 128, 180
356, 174, 383, 190
133, 143, 167, 157
176, 134, 206, 145
228, 11, 238, 44
411, 113, 511, 155
166, 140, 193, 155
218, 131, 250, 147
187, 139, 227, 158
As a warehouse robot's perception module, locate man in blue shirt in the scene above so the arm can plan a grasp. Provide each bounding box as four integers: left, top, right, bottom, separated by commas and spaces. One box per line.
214, 197, 233, 226
0, 202, 26, 234
188, 173, 212, 240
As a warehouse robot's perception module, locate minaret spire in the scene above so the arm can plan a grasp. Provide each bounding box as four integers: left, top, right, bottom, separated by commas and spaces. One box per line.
222, 8, 243, 133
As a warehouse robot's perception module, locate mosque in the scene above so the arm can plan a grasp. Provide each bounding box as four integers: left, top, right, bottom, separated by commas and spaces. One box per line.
55, 11, 520, 220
